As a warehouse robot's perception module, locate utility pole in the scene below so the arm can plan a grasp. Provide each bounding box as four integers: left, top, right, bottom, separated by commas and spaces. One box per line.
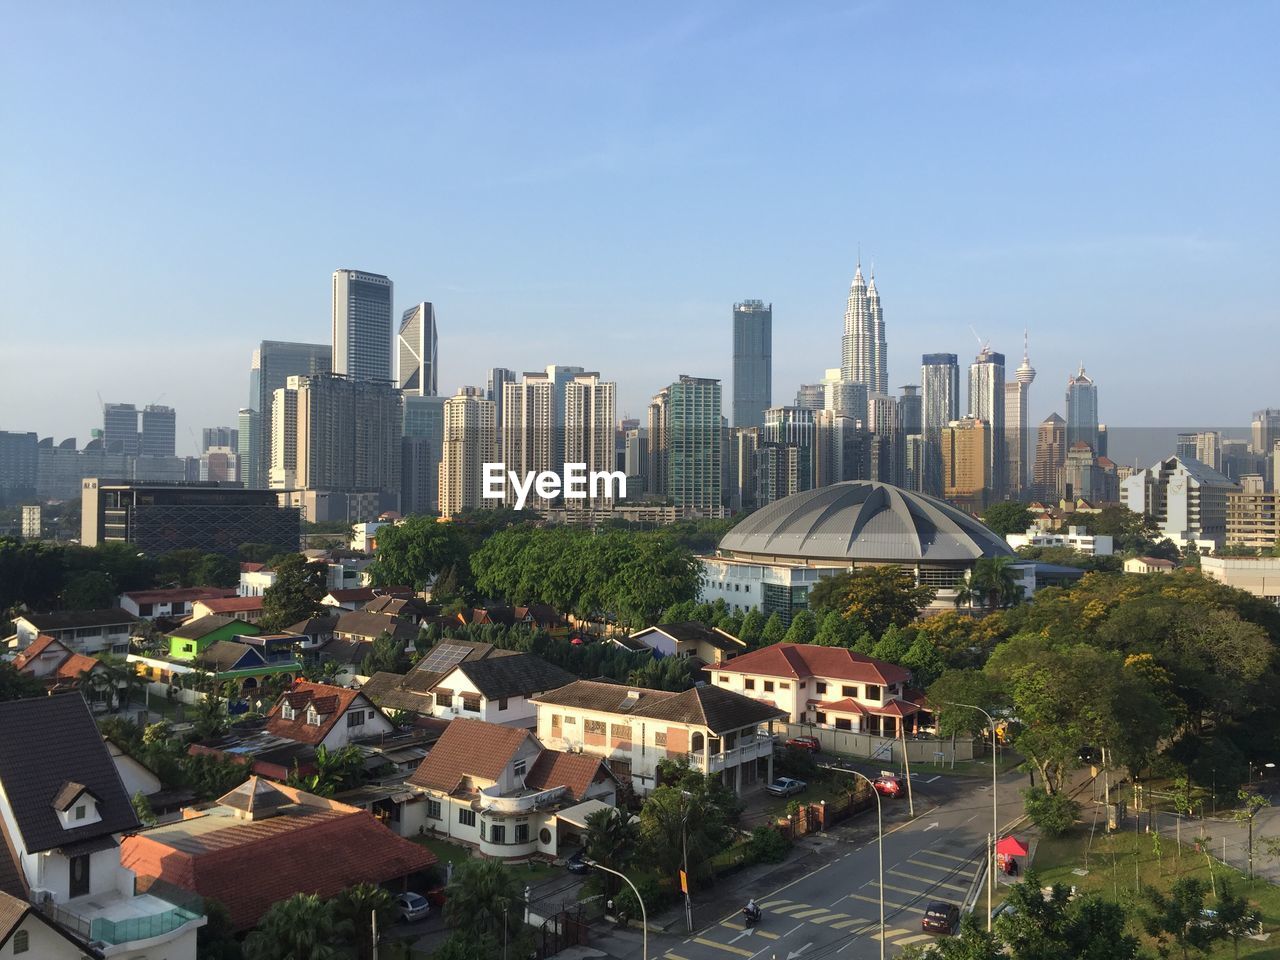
898, 721, 915, 816
943, 700, 998, 931
371, 908, 378, 960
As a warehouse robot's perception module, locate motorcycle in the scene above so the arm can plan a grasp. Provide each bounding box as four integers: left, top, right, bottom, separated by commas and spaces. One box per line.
743, 905, 762, 927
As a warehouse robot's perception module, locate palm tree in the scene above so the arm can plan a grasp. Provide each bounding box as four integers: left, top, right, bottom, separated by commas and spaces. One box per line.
332, 883, 394, 960
585, 807, 638, 895
952, 579, 977, 612
245, 893, 345, 960
969, 557, 1022, 610
445, 859, 524, 947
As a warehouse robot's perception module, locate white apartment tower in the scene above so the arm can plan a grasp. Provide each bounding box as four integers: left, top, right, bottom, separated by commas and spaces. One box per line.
440, 387, 496, 519
397, 302, 438, 396
564, 374, 617, 483
332, 269, 393, 382
1004, 332, 1036, 497
968, 346, 1007, 499
841, 263, 887, 394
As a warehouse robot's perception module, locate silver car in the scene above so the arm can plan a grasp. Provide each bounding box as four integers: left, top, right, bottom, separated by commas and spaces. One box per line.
765, 777, 808, 797
395, 892, 431, 923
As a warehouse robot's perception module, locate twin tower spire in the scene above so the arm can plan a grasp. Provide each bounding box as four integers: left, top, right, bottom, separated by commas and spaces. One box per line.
840, 259, 887, 394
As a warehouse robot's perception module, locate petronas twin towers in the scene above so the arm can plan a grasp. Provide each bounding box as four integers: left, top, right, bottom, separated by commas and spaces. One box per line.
840, 262, 888, 394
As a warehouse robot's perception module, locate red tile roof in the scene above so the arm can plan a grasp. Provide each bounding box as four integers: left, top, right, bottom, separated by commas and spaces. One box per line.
265, 682, 367, 746
54, 653, 102, 681
121, 784, 436, 931
713, 643, 910, 686
813, 697, 869, 715
123, 587, 238, 605
870, 699, 921, 718
13, 634, 66, 670
408, 718, 533, 794
239, 562, 267, 573
523, 751, 613, 801
194, 596, 265, 614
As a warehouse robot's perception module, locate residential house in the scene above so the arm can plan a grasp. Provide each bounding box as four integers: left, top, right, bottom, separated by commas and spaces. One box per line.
0, 694, 205, 959
625, 622, 747, 665
361, 640, 517, 716
265, 682, 395, 750
404, 718, 616, 859
533, 680, 785, 794
12, 635, 106, 698
128, 618, 299, 696
708, 643, 925, 738
121, 778, 436, 932
363, 596, 440, 624
237, 563, 274, 597
189, 595, 264, 624
8, 609, 136, 655
461, 605, 564, 632
286, 614, 339, 655
165, 615, 260, 659
332, 611, 418, 646
1124, 556, 1178, 574
119, 587, 238, 621
0, 889, 103, 958
427, 653, 576, 728
323, 587, 412, 612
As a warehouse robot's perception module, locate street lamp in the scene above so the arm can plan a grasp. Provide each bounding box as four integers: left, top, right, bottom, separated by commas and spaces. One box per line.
846, 770, 885, 960
942, 700, 999, 931
586, 859, 647, 960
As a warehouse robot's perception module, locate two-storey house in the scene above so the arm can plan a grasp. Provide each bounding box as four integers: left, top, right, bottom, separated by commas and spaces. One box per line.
119, 587, 238, 621
0, 694, 205, 959
624, 622, 747, 665
13, 635, 107, 699
264, 682, 396, 750
8, 609, 136, 655
405, 718, 616, 860
426, 653, 576, 728
532, 680, 786, 794
708, 643, 925, 738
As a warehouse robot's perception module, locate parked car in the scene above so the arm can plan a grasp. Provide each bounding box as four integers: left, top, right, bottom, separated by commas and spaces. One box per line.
921, 901, 959, 934
765, 777, 808, 797
785, 736, 821, 753
394, 892, 431, 923
873, 774, 904, 798
1077, 745, 1101, 765
566, 849, 590, 874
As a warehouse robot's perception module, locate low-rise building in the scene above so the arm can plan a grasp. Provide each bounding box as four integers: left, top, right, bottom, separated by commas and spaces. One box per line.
166, 615, 260, 659
624, 622, 747, 665
264, 682, 396, 750
0, 694, 206, 959
532, 679, 786, 794
0, 889, 97, 958
8, 609, 136, 655
1201, 556, 1280, 605
12, 635, 108, 701
1123, 556, 1178, 575
361, 640, 516, 715
708, 643, 924, 737
323, 587, 412, 612
332, 610, 418, 646
404, 718, 616, 859
428, 654, 577, 728
1005, 523, 1114, 556
189, 595, 265, 623
119, 587, 238, 621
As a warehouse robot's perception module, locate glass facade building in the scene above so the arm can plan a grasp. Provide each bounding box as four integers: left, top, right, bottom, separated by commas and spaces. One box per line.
731, 300, 772, 428
332, 269, 393, 383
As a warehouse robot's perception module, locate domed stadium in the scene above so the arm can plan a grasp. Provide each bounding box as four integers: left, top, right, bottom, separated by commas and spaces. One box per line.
701, 481, 1022, 621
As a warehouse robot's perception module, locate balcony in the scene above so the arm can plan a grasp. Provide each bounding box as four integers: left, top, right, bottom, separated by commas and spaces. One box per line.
42, 891, 204, 948
478, 784, 567, 814
686, 735, 774, 774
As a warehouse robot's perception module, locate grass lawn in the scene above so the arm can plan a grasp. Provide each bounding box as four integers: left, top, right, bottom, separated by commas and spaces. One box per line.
756, 772, 858, 817
411, 836, 560, 886
1022, 825, 1280, 959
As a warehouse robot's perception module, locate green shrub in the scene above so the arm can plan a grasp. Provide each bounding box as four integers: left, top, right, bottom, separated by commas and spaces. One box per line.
1022, 787, 1079, 837
746, 826, 790, 863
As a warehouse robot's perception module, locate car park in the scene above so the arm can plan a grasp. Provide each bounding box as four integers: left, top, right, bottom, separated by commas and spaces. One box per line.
921, 901, 959, 934
765, 777, 808, 797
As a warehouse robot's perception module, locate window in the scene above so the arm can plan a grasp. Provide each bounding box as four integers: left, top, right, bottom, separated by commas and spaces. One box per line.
866, 684, 881, 701
347, 710, 366, 728
816, 681, 827, 694
427, 799, 442, 820
779, 682, 790, 690
459, 808, 476, 827
654, 730, 667, 748
513, 759, 527, 778
281, 703, 296, 720
462, 695, 481, 713
74, 805, 86, 821
490, 824, 507, 844
183, 643, 193, 653
763, 681, 774, 693
835, 717, 852, 731
515, 823, 530, 844
718, 675, 729, 683
816, 712, 827, 724
563, 716, 576, 725
12, 929, 27, 954
307, 707, 322, 726
611, 723, 632, 746
498, 698, 509, 711
841, 685, 858, 698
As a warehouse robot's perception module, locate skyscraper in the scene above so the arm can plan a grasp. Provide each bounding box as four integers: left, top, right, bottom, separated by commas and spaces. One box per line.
402, 395, 446, 515
332, 269, 393, 383
1032, 413, 1066, 501
756, 407, 815, 506
202, 427, 239, 453
103, 403, 140, 456
140, 405, 176, 458
0, 432, 38, 506
646, 388, 670, 497
666, 376, 722, 515
941, 417, 991, 514
1004, 333, 1036, 498
564, 374, 617, 487
439, 387, 496, 519
823, 369, 869, 425
251, 341, 332, 487
968, 347, 1007, 498
1065, 365, 1099, 453
897, 385, 923, 437
921, 353, 961, 496
237, 409, 259, 487
1251, 409, 1280, 456
732, 300, 772, 428
841, 263, 887, 393
794, 383, 825, 410
397, 302, 438, 397
486, 368, 516, 433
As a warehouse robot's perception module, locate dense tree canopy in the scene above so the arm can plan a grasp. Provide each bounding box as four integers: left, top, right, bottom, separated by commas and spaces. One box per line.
807, 565, 937, 637
366, 516, 469, 592
259, 553, 327, 632
981, 502, 1035, 538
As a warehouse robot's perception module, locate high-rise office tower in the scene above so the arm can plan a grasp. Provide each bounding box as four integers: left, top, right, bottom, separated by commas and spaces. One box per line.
1065, 365, 1099, 453
647, 388, 670, 497
1251, 409, 1280, 456
897, 385, 923, 437
968, 347, 1007, 499
841, 263, 887, 393
200, 447, 239, 483
202, 427, 239, 453
332, 269, 394, 383
103, 403, 140, 456
250, 341, 332, 487
1004, 333, 1036, 498
921, 353, 961, 496
237, 409, 259, 487
0, 432, 38, 506
756, 407, 815, 507
397, 302, 438, 397
268, 382, 300, 488
726, 426, 759, 513
439, 387, 496, 519
1176, 431, 1223, 471
286, 374, 403, 509
625, 426, 649, 494
795, 384, 825, 410
823, 369, 869, 425
140, 405, 176, 458
487, 368, 516, 433
732, 300, 772, 428
666, 376, 722, 514
1032, 413, 1066, 501
564, 374, 617, 486
402, 395, 446, 515
941, 417, 991, 514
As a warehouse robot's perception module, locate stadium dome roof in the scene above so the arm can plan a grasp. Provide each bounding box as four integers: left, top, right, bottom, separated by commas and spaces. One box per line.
718, 481, 1014, 564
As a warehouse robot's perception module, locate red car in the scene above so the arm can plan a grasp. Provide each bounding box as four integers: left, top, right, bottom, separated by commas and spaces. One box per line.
873, 775, 904, 798
785, 736, 821, 753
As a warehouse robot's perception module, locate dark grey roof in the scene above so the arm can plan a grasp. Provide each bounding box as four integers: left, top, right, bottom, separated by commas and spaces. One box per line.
717, 481, 1014, 564
0, 695, 139, 854
21, 608, 136, 630
451, 654, 576, 702
316, 637, 369, 666
170, 614, 244, 641
636, 623, 745, 652
194, 640, 264, 672
534, 680, 786, 734
285, 614, 340, 636
334, 610, 418, 643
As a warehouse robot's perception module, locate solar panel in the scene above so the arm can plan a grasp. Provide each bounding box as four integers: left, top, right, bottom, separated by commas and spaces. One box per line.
418, 643, 471, 674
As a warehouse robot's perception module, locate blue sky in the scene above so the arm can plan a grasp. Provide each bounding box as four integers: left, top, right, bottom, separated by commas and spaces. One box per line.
2, 2, 1277, 455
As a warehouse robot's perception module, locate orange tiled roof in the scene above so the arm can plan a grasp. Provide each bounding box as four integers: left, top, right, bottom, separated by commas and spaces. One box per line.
408, 718, 532, 794
713, 643, 910, 686
265, 682, 363, 746
523, 750, 612, 801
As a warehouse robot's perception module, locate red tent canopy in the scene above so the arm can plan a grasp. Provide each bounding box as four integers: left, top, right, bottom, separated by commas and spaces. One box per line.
996, 836, 1029, 857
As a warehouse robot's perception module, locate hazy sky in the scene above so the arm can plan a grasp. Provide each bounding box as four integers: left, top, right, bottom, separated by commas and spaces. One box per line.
3, 2, 1277, 455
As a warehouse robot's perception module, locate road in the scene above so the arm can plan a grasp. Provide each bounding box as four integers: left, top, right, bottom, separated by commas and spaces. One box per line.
654, 764, 1027, 960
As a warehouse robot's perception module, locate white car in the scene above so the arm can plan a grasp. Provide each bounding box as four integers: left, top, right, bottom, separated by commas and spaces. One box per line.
395, 892, 431, 923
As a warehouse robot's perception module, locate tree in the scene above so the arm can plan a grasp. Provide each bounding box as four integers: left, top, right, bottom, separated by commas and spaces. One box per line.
1021, 787, 1078, 837
62, 570, 117, 609
197, 899, 244, 960
332, 883, 395, 960
367, 516, 467, 591
259, 553, 327, 632
0, 661, 45, 702
585, 807, 638, 895
759, 612, 787, 646
1141, 877, 1222, 960
996, 874, 1141, 960
782, 610, 817, 645
1213, 879, 1262, 960
360, 631, 409, 677
738, 609, 765, 646
870, 624, 912, 664
927, 670, 1004, 740
191, 553, 240, 588
288, 745, 365, 797
982, 502, 1034, 538
967, 557, 1023, 610
445, 858, 527, 949
900, 915, 1002, 959
244, 893, 344, 960
806, 566, 936, 637
639, 764, 740, 886
901, 633, 946, 687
